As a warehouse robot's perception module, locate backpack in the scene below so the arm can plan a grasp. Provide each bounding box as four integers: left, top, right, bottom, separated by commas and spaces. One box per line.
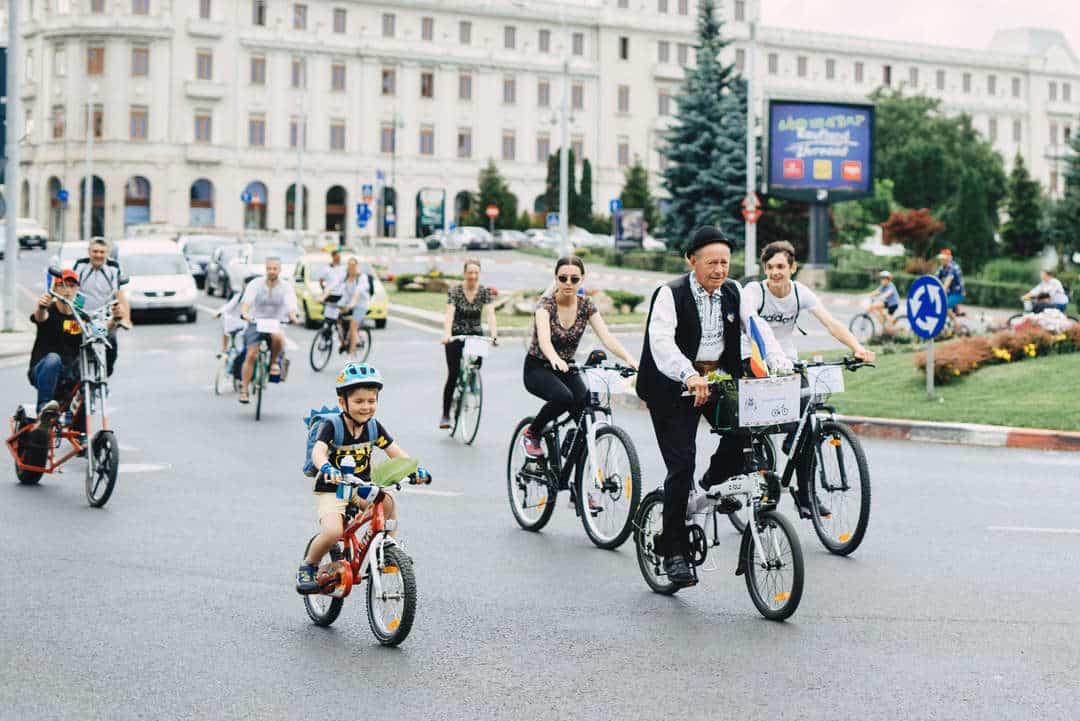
302, 406, 377, 477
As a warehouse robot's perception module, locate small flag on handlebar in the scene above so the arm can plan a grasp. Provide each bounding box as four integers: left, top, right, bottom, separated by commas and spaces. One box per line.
747, 316, 769, 378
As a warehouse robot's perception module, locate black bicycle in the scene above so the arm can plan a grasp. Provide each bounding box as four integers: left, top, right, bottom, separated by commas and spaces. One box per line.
447, 335, 493, 445
309, 295, 371, 371
724, 358, 873, 556
506, 352, 641, 549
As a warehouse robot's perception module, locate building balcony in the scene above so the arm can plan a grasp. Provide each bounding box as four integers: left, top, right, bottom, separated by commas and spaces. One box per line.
20, 81, 37, 101
187, 18, 225, 39
652, 63, 685, 82
185, 144, 228, 165
185, 81, 226, 101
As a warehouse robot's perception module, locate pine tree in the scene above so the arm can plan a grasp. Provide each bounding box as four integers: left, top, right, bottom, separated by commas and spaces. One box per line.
543, 149, 579, 219
575, 159, 594, 229
660, 0, 746, 252
941, 169, 995, 271
1047, 127, 1080, 259
469, 160, 518, 230
1001, 153, 1044, 258
619, 157, 659, 231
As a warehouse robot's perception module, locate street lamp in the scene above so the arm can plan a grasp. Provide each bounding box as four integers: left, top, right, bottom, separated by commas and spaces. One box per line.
3, 0, 22, 330
388, 111, 404, 237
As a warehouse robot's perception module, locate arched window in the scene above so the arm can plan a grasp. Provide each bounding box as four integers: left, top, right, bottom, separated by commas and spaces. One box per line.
189, 178, 215, 226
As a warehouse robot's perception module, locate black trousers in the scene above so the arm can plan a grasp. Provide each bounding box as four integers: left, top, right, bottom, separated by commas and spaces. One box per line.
106, 332, 118, 377
647, 396, 747, 558
443, 339, 484, 416
523, 355, 588, 435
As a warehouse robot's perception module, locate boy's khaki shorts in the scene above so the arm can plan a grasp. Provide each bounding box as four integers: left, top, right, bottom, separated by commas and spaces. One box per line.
314, 492, 349, 519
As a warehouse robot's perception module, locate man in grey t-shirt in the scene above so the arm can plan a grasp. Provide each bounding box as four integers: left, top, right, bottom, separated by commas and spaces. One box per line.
72, 237, 130, 376
237, 257, 299, 403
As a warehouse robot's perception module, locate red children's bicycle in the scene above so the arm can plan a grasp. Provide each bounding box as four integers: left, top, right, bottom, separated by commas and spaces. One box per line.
302, 458, 424, 646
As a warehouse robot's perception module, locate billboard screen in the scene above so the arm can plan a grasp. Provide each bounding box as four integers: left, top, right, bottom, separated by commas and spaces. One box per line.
766, 100, 874, 202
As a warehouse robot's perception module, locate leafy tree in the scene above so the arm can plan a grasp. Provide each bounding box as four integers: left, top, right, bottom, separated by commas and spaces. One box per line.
660, 0, 746, 251
881, 207, 945, 259
543, 149, 579, 223
469, 160, 518, 230
575, 159, 594, 228
757, 198, 810, 260
940, 169, 996, 270
517, 210, 535, 231
619, 157, 659, 232
831, 179, 898, 246
1046, 128, 1080, 263
1001, 153, 1044, 258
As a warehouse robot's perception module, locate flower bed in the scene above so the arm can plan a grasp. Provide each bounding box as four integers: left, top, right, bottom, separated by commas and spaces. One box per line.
915, 324, 1080, 383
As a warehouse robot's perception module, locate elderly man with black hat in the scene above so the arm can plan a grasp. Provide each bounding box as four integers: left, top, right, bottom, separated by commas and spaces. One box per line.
637, 226, 791, 586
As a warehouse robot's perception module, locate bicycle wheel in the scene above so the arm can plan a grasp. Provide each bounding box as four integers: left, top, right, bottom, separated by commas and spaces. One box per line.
458, 370, 483, 445
303, 535, 345, 627
728, 434, 776, 534
743, 509, 804, 621
506, 417, 557, 532
309, 326, 333, 371
574, 424, 642, 549
354, 328, 372, 362
848, 313, 876, 344
85, 430, 119, 508
254, 352, 266, 421
889, 315, 912, 342
800, 420, 871, 556
366, 545, 417, 646
634, 490, 680, 595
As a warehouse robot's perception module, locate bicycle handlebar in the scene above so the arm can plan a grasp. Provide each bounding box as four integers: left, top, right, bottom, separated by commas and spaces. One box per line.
793, 356, 875, 372
448, 334, 497, 345
567, 359, 638, 378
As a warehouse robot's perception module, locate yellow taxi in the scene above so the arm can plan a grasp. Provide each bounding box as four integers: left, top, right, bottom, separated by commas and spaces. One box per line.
293, 252, 389, 329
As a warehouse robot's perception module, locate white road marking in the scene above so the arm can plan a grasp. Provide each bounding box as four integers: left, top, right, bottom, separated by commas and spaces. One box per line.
403, 488, 464, 497
988, 526, 1080, 535
393, 316, 442, 336
118, 462, 171, 473
197, 303, 221, 315
0, 355, 31, 369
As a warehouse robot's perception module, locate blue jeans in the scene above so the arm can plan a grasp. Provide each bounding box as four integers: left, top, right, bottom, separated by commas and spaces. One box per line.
31, 353, 79, 412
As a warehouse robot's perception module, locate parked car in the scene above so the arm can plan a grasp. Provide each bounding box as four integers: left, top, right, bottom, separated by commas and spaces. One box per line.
179, 234, 235, 290
205, 244, 246, 297
49, 241, 89, 271
207, 241, 303, 298
113, 240, 198, 323
525, 229, 558, 249
16, 218, 49, 249
424, 230, 448, 250
293, 252, 390, 329
451, 226, 494, 250
643, 234, 667, 252
493, 229, 527, 249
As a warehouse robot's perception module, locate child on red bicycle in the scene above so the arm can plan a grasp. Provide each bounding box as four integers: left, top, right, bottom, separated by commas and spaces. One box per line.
296, 362, 431, 594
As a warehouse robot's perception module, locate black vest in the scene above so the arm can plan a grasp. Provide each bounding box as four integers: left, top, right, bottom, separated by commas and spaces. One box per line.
636, 274, 743, 405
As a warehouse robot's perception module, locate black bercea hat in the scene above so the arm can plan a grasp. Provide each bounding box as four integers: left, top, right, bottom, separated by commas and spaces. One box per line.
685, 225, 734, 258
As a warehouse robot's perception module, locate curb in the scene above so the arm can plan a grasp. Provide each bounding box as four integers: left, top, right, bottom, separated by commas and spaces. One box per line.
837, 415, 1080, 453
389, 302, 644, 337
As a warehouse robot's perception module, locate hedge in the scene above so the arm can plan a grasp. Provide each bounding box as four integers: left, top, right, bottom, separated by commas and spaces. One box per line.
826, 268, 1029, 308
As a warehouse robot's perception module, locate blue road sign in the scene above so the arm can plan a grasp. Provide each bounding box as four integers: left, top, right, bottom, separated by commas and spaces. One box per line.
386, 207, 396, 226
356, 203, 372, 229
361, 184, 373, 198
375, 169, 385, 183
240, 190, 252, 203
57, 188, 69, 203
546, 212, 560, 230
906, 275, 948, 340
609, 198, 622, 214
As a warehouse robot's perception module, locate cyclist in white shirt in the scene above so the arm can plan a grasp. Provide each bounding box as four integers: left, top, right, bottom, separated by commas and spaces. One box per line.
238, 258, 299, 403
319, 248, 348, 294
1022, 270, 1069, 313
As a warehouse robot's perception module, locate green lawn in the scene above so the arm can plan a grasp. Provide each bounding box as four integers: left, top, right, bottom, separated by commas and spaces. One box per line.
831, 348, 1080, 431
389, 290, 648, 329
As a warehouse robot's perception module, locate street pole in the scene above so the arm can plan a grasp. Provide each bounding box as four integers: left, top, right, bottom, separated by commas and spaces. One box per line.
744, 20, 758, 278
83, 94, 94, 240
926, 339, 935, 399
558, 2, 569, 258
296, 110, 304, 238
3, 0, 21, 330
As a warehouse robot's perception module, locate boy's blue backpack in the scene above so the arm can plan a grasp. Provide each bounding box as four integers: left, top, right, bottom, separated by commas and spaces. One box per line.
302, 406, 379, 477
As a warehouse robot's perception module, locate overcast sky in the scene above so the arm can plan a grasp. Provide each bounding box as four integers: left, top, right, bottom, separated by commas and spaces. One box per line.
760, 0, 1080, 55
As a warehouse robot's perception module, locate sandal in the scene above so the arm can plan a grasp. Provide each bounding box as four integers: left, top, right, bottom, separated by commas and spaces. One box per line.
270, 363, 281, 375
239, 393, 250, 404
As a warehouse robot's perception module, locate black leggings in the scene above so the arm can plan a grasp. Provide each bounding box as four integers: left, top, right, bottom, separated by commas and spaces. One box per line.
523, 355, 588, 435
443, 339, 484, 416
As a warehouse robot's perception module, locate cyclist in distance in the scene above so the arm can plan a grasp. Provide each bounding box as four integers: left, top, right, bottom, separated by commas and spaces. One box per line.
328, 257, 371, 360
238, 257, 299, 403
936, 249, 965, 318
636, 226, 790, 587
319, 247, 347, 292
1021, 269, 1069, 313
72, 237, 130, 376
519, 256, 637, 457
867, 270, 901, 331
440, 259, 498, 429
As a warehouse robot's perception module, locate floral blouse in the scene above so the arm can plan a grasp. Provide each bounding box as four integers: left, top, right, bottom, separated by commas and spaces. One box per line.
448, 284, 493, 336
527, 295, 597, 363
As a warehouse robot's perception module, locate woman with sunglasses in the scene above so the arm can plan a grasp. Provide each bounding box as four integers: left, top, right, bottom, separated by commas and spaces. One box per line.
520, 256, 637, 457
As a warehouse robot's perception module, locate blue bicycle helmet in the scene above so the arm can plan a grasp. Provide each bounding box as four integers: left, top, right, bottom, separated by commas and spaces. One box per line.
335, 362, 384, 394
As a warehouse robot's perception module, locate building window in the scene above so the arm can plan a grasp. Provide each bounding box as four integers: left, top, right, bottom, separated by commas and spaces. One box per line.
419, 126, 434, 156
91, 0, 104, 11
382, 68, 396, 96
54, 45, 66, 77
330, 121, 346, 151
200, 0, 211, 18
131, 47, 149, 77
289, 118, 306, 148
988, 117, 998, 143
572, 83, 584, 110
1050, 122, 1058, 145
908, 67, 918, 87
658, 41, 670, 63
768, 53, 778, 75
936, 69, 946, 91
194, 113, 212, 143
420, 71, 435, 99
678, 43, 690, 66
333, 8, 346, 33
87, 46, 105, 75
505, 26, 516, 49
293, 3, 307, 30
252, 0, 266, 26
854, 61, 864, 83
90, 104, 104, 139
503, 76, 516, 104
658, 90, 671, 116
52, 105, 65, 139
459, 21, 471, 44
458, 72, 472, 100
421, 17, 434, 42
1012, 77, 1021, 97
196, 50, 213, 81
1013, 118, 1022, 142
986, 74, 996, 96
248, 116, 266, 146
573, 32, 584, 56
825, 58, 835, 80
132, 0, 149, 15
618, 85, 630, 113
619, 37, 630, 60
658, 0, 668, 11
1066, 125, 1073, 142
539, 29, 551, 53
736, 49, 746, 72
331, 63, 346, 92
380, 124, 395, 154
536, 134, 550, 162
458, 128, 472, 158
250, 55, 265, 85
963, 72, 972, 93
382, 13, 395, 38
291, 57, 306, 88
1064, 83, 1072, 102
735, 0, 745, 21
538, 80, 550, 107
678, 0, 689, 14
618, 140, 630, 167
571, 136, 583, 159
882, 64, 892, 86
502, 131, 516, 161
1050, 170, 1058, 194
797, 56, 807, 78
618, 0, 628, 7
1048, 81, 1057, 101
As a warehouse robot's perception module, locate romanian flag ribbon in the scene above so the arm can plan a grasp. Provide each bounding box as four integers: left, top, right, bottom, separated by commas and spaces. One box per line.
747, 315, 769, 378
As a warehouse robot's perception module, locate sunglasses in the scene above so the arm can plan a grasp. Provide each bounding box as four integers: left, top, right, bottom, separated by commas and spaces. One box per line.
557, 275, 582, 284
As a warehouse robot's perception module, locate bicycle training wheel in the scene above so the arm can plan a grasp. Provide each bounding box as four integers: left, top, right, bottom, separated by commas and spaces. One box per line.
303, 536, 345, 627
354, 328, 372, 363
743, 509, 804, 621
728, 434, 776, 534
848, 313, 875, 345
574, 424, 641, 549
801, 420, 871, 556
457, 370, 483, 446
85, 430, 119, 508
634, 490, 680, 595
309, 327, 333, 371
506, 417, 557, 532
366, 545, 417, 646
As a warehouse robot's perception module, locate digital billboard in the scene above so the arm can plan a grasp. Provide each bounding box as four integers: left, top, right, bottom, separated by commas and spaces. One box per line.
766, 100, 874, 203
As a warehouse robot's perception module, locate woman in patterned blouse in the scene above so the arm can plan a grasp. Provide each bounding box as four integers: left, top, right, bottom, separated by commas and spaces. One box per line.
520, 256, 637, 457
440, 259, 498, 428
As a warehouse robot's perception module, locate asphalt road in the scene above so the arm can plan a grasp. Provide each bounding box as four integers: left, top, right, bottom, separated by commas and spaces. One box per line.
2, 250, 1078, 720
